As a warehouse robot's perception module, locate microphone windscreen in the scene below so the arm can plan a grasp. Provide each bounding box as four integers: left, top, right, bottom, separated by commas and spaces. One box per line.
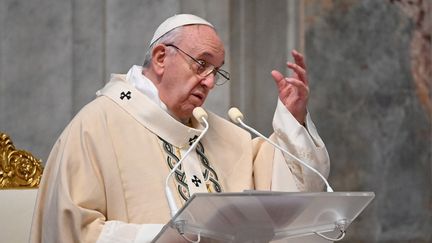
193, 107, 208, 121
228, 107, 244, 124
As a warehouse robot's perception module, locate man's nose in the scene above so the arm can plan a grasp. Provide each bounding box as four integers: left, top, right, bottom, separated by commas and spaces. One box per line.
201, 73, 216, 89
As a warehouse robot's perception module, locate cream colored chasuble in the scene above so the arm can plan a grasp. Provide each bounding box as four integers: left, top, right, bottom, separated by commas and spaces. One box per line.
96, 67, 329, 243
99, 67, 221, 201
30, 65, 329, 243
94, 73, 233, 243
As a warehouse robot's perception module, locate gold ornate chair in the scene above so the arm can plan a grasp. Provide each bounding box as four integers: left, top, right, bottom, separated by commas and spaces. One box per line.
0, 132, 43, 242
1, 132, 43, 188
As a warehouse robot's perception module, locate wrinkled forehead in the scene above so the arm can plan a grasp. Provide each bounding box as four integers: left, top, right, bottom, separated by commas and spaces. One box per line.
179, 25, 225, 63
185, 26, 225, 64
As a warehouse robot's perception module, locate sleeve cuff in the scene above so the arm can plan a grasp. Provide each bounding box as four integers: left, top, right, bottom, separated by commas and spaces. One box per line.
272, 99, 324, 148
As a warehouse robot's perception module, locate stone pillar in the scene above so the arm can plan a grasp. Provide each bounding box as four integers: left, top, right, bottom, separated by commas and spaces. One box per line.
72, 0, 105, 114
0, 0, 74, 159
229, 0, 298, 136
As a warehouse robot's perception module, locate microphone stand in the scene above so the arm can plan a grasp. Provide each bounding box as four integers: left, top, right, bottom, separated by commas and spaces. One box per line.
228, 107, 334, 192
165, 108, 210, 218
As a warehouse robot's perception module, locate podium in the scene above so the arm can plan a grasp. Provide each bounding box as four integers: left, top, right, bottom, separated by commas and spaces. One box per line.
151, 191, 374, 242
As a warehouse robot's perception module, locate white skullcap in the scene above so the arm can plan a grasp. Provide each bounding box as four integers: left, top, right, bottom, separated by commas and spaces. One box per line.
149, 14, 214, 46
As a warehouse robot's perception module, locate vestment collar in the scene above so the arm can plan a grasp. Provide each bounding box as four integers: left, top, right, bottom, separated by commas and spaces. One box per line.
96, 74, 203, 148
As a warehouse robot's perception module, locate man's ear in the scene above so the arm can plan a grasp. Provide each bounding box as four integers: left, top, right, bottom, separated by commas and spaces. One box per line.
151, 44, 167, 76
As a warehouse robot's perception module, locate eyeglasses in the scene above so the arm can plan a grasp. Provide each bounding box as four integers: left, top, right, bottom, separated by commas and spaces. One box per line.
164, 44, 230, 86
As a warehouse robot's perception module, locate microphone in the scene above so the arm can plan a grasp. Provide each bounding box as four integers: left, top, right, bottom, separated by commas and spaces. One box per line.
165, 107, 210, 217
228, 107, 334, 192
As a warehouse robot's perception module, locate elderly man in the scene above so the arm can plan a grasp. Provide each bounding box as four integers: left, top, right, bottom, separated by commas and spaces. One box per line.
30, 14, 329, 243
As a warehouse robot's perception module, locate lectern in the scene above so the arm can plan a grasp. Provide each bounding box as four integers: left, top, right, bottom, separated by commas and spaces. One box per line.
152, 191, 374, 243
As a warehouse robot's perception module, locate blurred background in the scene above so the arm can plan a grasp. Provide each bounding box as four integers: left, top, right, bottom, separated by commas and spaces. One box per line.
0, 0, 430, 242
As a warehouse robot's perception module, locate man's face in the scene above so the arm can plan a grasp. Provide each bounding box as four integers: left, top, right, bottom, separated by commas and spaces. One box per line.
157, 25, 225, 121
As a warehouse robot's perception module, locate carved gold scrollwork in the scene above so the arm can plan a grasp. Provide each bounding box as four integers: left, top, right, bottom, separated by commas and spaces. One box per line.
0, 132, 43, 188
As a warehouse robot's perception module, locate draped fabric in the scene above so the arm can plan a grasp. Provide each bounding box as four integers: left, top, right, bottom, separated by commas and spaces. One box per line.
30, 72, 329, 243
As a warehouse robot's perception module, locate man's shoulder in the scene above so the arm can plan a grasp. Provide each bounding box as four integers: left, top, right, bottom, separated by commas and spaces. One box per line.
75, 96, 115, 119
65, 96, 120, 132
50, 96, 115, 151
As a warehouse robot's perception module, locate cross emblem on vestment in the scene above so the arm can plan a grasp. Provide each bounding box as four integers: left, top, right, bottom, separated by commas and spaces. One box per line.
191, 175, 202, 187
188, 135, 198, 146
120, 91, 131, 100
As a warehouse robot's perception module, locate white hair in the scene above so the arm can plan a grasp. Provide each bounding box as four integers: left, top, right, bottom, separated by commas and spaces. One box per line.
142, 27, 183, 68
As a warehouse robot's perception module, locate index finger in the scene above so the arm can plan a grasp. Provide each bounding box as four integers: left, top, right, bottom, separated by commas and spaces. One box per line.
287, 62, 308, 86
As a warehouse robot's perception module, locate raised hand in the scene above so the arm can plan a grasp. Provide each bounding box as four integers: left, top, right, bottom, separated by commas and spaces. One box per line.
271, 50, 309, 125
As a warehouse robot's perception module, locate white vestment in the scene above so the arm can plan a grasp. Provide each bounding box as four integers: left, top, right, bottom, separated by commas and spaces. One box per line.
30, 66, 330, 243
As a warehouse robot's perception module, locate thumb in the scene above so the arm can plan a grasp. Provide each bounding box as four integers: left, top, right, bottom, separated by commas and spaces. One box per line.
271, 70, 284, 82
271, 70, 287, 91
